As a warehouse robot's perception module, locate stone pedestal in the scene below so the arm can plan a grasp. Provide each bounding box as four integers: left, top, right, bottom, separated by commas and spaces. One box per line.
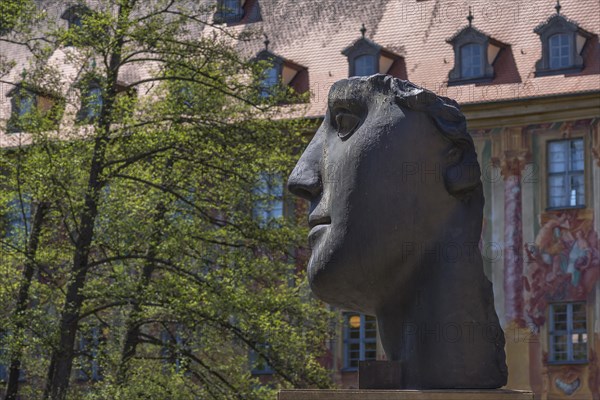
278, 389, 533, 400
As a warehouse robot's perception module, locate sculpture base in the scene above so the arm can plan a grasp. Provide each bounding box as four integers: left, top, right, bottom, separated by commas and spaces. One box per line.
277, 389, 533, 400
359, 360, 402, 389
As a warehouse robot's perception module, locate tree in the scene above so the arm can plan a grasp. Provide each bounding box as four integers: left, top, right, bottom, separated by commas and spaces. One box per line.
0, 1, 333, 399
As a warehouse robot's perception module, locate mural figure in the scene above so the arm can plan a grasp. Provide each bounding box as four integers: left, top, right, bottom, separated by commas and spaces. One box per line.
288, 75, 507, 389
524, 210, 600, 330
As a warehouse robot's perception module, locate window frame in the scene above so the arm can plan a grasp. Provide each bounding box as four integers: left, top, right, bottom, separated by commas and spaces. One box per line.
214, 0, 244, 24
543, 134, 589, 211
6, 84, 63, 134
160, 327, 188, 373
342, 36, 404, 79
249, 344, 274, 375
342, 39, 381, 78
0, 331, 7, 382
259, 64, 281, 99
76, 326, 103, 382
447, 26, 497, 85
548, 302, 588, 364
76, 84, 104, 124
548, 32, 572, 70
460, 42, 484, 79
253, 50, 308, 104
353, 54, 378, 77
253, 172, 284, 226
7, 87, 38, 133
60, 4, 92, 46
534, 14, 590, 76
342, 313, 377, 371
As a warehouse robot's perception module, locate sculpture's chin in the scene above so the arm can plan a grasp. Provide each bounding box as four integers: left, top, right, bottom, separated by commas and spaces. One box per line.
307, 255, 375, 314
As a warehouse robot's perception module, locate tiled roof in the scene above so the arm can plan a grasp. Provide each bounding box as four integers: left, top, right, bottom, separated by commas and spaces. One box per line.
229, 0, 600, 117
1, 1, 598, 124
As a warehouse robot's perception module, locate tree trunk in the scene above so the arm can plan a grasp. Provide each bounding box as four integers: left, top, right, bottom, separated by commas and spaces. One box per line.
42, 3, 134, 397
4, 201, 49, 400
43, 143, 106, 400
116, 247, 160, 384
117, 160, 172, 385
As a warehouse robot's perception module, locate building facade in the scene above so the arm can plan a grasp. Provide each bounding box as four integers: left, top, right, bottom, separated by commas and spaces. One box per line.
1, 0, 599, 398
222, 0, 599, 397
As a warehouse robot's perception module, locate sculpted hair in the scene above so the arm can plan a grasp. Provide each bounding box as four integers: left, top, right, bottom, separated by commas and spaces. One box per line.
365, 74, 482, 200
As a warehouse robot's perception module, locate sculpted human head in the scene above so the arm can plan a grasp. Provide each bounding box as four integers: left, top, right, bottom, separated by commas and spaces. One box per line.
287, 75, 482, 314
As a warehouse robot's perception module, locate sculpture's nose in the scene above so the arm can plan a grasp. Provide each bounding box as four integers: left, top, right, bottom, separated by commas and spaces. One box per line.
287, 131, 323, 201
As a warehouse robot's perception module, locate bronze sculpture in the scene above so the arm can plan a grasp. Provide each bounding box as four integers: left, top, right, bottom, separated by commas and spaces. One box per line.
288, 75, 508, 389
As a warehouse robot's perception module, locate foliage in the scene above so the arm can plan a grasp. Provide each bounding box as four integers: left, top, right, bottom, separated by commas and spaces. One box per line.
0, 1, 333, 399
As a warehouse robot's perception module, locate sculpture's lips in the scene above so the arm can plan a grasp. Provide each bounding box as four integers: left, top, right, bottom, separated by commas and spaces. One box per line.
308, 215, 330, 248
308, 214, 331, 229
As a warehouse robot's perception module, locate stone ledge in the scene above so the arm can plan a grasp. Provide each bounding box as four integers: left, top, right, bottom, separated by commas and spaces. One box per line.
278, 389, 533, 400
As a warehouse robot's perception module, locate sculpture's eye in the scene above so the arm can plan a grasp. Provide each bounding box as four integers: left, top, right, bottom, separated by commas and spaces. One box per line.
335, 112, 361, 139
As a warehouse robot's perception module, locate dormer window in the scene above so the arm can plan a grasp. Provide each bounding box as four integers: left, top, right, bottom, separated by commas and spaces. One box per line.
534, 3, 593, 76
342, 25, 406, 79
69, 14, 82, 29
447, 10, 505, 85
6, 84, 62, 133
214, 0, 244, 24
77, 85, 103, 123
260, 66, 279, 98
74, 77, 133, 124
460, 43, 483, 78
60, 4, 93, 47
254, 39, 308, 103
222, 0, 242, 19
7, 88, 36, 133
549, 33, 571, 69
61, 4, 90, 30
354, 54, 377, 77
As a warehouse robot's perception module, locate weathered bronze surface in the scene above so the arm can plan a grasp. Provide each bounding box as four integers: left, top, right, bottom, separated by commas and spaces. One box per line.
288, 75, 508, 388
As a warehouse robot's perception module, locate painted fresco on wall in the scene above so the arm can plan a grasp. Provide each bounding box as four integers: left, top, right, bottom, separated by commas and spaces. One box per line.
524, 209, 600, 329
539, 346, 600, 399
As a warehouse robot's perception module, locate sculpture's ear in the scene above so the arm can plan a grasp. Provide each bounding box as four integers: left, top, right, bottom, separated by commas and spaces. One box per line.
444, 141, 481, 199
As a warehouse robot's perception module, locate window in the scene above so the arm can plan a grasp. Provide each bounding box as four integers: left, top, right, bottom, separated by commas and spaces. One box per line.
75, 79, 134, 123
342, 27, 404, 79
354, 54, 377, 77
253, 174, 283, 225
214, 0, 244, 24
534, 13, 591, 76
0, 331, 7, 382
6, 85, 63, 133
253, 48, 308, 102
547, 138, 585, 208
76, 327, 103, 381
222, 0, 242, 18
160, 328, 187, 372
60, 4, 92, 46
7, 88, 36, 133
460, 43, 483, 78
549, 33, 571, 69
0, 332, 25, 383
0, 364, 6, 382
2, 195, 31, 241
447, 26, 501, 84
61, 5, 89, 29
77, 85, 103, 123
260, 66, 279, 98
343, 313, 377, 370
68, 13, 83, 29
178, 86, 195, 109
549, 303, 588, 363
250, 344, 273, 375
